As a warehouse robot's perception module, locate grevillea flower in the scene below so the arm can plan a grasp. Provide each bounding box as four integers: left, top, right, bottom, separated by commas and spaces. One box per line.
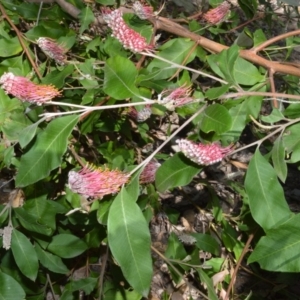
0, 72, 61, 105
140, 160, 161, 184
37, 37, 67, 65
102, 8, 153, 53
203, 2, 230, 24
176, 139, 232, 166
128, 105, 152, 122
159, 86, 194, 110
132, 1, 154, 19
68, 165, 130, 198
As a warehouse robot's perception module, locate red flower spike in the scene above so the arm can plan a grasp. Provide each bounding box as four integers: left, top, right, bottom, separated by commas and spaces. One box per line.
68, 165, 130, 199
203, 2, 230, 24
176, 139, 232, 166
0, 72, 61, 105
37, 37, 67, 65
102, 8, 153, 53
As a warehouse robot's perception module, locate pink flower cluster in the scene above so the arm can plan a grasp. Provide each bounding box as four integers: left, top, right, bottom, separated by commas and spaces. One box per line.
176, 139, 232, 166
203, 2, 230, 24
159, 86, 194, 110
102, 8, 152, 53
68, 165, 130, 198
140, 160, 161, 184
0, 72, 61, 105
132, 1, 153, 20
37, 37, 67, 65
128, 105, 152, 122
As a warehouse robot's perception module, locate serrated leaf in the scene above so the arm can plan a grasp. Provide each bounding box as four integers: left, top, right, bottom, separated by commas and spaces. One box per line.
248, 213, 300, 272
155, 153, 202, 192
15, 115, 79, 187
47, 234, 88, 258
103, 56, 140, 99
0, 271, 25, 300
108, 187, 152, 297
11, 230, 39, 281
272, 138, 287, 182
35, 243, 69, 274
245, 150, 291, 230
201, 104, 232, 134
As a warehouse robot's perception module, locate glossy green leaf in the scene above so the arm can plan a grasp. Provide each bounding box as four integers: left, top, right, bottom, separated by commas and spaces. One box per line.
42, 64, 74, 89
103, 56, 140, 99
47, 234, 88, 258
35, 243, 69, 274
198, 269, 218, 300
155, 153, 202, 192
248, 213, 300, 272
272, 138, 287, 182
108, 187, 152, 297
0, 271, 25, 300
201, 104, 232, 134
15, 115, 79, 187
245, 150, 291, 230
11, 229, 39, 281
191, 233, 220, 256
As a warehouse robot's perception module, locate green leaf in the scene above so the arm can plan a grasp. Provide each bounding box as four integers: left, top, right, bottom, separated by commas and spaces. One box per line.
283, 123, 300, 163
248, 214, 300, 272
35, 243, 69, 274
245, 150, 291, 230
205, 84, 230, 100
272, 138, 287, 183
78, 6, 95, 34
191, 233, 220, 256
155, 153, 202, 192
69, 277, 98, 293
147, 38, 197, 80
18, 122, 40, 148
0, 37, 22, 57
47, 234, 88, 258
108, 187, 152, 297
15, 115, 79, 187
234, 57, 264, 85
198, 269, 218, 300
201, 104, 232, 134
0, 271, 25, 300
11, 229, 39, 281
103, 56, 140, 100
41, 64, 74, 89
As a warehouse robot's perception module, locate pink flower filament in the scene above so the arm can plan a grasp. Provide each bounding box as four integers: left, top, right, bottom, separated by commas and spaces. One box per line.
0, 72, 61, 105
68, 165, 130, 198
37, 37, 67, 65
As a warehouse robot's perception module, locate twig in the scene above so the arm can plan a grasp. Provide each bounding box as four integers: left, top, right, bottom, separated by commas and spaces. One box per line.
224, 232, 255, 300
0, 3, 42, 79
